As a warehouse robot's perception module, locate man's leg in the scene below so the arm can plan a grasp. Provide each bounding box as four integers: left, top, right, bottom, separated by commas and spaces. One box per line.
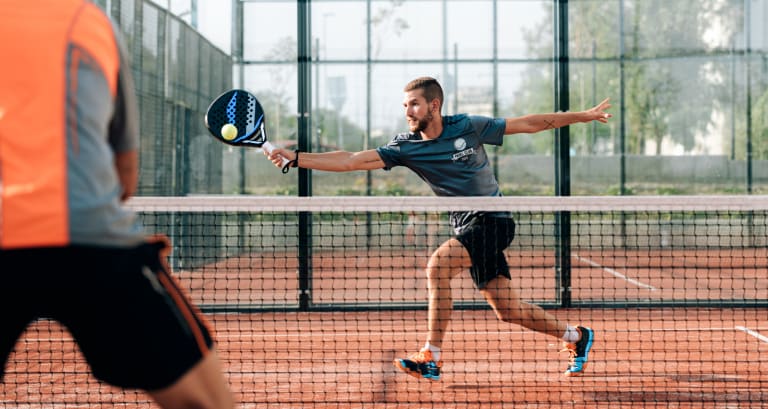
480, 276, 594, 377
479, 276, 566, 337
394, 238, 471, 380
148, 350, 234, 409
425, 238, 472, 348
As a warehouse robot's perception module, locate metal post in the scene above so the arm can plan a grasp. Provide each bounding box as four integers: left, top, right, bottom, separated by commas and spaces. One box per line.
297, 0, 313, 310
365, 0, 373, 247
554, 0, 571, 308
190, 0, 198, 29
231, 0, 245, 194
492, 0, 500, 179
591, 40, 597, 154
744, 0, 755, 244
745, 0, 753, 194
231, 0, 248, 264
618, 0, 626, 195
731, 38, 736, 161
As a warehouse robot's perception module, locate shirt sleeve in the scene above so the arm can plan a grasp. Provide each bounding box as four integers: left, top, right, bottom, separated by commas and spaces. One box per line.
375, 142, 401, 170
376, 133, 412, 170
107, 23, 140, 154
469, 116, 506, 146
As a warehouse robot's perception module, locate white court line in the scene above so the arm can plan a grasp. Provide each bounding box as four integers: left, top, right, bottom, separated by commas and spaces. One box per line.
735, 326, 768, 343
572, 253, 657, 291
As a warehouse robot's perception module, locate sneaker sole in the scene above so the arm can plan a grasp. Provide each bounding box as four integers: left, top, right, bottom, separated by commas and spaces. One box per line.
393, 359, 422, 379
393, 360, 441, 381
563, 362, 588, 377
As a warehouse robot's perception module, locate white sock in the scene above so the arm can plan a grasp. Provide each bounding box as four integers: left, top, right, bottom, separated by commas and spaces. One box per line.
562, 325, 581, 343
423, 342, 441, 361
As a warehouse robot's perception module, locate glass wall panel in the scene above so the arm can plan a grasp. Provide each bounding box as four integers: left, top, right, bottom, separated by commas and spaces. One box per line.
312, 1, 367, 61
445, 1, 494, 60
311, 64, 371, 195
452, 63, 494, 116
568, 0, 620, 59
365, 63, 448, 196
497, 62, 555, 195
311, 64, 368, 151
749, 54, 768, 194
370, 0, 444, 61
243, 2, 297, 61
231, 0, 768, 196
237, 64, 299, 195
624, 0, 725, 59
568, 61, 620, 195
497, 0, 551, 60
611, 0, 760, 194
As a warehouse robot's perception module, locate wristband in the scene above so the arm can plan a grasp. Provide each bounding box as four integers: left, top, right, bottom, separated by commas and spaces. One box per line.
282, 150, 300, 174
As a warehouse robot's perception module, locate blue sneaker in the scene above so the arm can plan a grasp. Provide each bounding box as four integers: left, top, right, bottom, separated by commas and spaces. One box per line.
393, 349, 442, 381
562, 326, 594, 377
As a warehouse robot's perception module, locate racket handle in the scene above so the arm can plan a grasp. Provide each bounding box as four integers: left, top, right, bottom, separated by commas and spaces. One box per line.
262, 141, 289, 167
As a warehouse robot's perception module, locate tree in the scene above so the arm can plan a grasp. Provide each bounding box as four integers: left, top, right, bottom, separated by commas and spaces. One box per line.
750, 85, 768, 160
370, 0, 409, 59
509, 0, 741, 156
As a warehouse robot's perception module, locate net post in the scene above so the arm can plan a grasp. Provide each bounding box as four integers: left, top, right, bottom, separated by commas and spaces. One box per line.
298, 211, 312, 310
554, 214, 572, 308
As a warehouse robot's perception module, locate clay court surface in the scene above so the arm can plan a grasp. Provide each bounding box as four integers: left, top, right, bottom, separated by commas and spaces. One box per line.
2, 248, 766, 408
3, 308, 767, 408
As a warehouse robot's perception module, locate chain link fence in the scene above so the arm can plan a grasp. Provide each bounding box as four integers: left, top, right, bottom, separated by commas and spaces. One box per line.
96, 0, 233, 195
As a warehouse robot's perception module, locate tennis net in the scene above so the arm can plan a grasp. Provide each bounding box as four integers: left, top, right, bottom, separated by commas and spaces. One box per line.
3, 194, 767, 408
129, 195, 768, 311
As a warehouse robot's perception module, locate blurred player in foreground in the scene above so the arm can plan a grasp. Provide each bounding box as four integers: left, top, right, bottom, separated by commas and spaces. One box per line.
268, 76, 611, 381
0, 1, 234, 407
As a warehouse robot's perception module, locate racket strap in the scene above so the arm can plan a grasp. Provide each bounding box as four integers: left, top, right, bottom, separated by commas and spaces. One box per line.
282, 150, 300, 174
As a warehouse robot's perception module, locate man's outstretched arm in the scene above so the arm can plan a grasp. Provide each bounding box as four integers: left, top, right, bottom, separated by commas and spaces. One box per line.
504, 97, 612, 135
266, 148, 385, 172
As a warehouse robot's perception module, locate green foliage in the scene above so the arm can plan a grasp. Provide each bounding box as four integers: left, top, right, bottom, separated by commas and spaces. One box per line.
605, 184, 635, 196
753, 88, 768, 160
730, 80, 768, 160
373, 182, 411, 196
500, 185, 553, 196
272, 185, 298, 196
334, 188, 364, 196
511, 0, 743, 156
654, 185, 686, 195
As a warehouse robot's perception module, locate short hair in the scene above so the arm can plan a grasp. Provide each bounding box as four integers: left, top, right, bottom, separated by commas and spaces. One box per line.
404, 77, 444, 111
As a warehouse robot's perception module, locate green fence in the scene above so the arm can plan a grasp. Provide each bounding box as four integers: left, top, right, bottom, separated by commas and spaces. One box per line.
96, 0, 233, 195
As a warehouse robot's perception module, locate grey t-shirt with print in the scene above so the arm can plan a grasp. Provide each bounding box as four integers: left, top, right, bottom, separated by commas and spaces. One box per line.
376, 114, 511, 233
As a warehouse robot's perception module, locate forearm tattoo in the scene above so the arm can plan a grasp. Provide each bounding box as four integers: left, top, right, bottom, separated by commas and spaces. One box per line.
543, 119, 556, 130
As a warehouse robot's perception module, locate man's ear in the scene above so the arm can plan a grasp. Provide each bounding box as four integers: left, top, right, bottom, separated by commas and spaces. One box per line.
430, 99, 441, 113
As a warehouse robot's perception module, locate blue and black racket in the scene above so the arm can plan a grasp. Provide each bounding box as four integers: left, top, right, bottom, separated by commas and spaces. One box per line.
204, 89, 289, 169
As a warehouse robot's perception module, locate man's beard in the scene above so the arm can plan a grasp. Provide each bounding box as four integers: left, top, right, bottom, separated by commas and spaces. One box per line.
410, 109, 433, 133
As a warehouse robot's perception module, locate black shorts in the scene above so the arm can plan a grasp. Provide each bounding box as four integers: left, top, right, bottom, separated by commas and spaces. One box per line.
455, 216, 516, 289
0, 239, 214, 391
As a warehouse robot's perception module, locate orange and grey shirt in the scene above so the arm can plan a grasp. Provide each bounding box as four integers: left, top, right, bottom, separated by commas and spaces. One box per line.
0, 0, 144, 249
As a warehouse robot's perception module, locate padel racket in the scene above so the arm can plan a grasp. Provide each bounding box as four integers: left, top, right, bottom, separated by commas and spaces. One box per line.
204, 89, 291, 172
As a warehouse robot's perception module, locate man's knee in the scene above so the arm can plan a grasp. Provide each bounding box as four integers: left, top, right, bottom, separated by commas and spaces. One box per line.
148, 352, 234, 409
426, 240, 469, 280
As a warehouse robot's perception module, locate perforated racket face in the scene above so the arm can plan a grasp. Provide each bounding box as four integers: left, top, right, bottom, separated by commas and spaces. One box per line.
204, 89, 267, 146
